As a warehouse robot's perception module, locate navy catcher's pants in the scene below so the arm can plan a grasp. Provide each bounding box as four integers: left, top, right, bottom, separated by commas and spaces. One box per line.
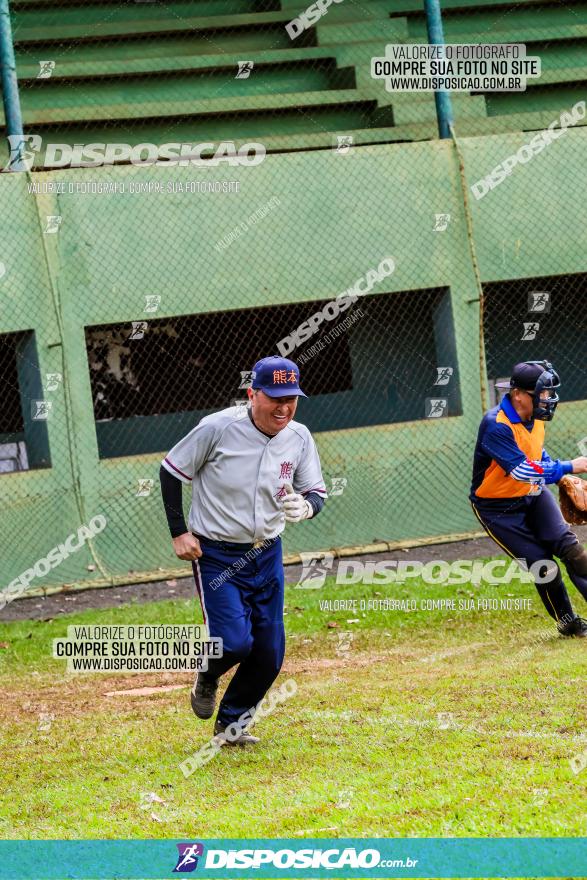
192, 536, 285, 726
472, 489, 587, 622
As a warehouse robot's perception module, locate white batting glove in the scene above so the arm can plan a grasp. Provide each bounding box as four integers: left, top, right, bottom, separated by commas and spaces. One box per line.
282, 483, 313, 523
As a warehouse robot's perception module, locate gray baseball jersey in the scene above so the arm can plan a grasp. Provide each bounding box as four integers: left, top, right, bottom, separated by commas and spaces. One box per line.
161, 406, 327, 542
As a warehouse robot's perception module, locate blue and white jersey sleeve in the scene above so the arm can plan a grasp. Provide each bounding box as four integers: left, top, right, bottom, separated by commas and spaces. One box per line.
508, 447, 572, 485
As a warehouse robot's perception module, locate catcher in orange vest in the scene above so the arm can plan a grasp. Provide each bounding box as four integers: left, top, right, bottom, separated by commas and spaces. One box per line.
470, 360, 587, 636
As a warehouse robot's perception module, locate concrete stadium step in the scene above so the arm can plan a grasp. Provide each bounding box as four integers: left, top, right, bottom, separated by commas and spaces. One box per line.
12, 9, 301, 42
450, 105, 587, 133
8, 88, 389, 126
485, 82, 587, 116
15, 28, 291, 64
18, 62, 357, 112
317, 19, 408, 45
14, 39, 397, 80
0, 114, 424, 167
10, 0, 275, 8
537, 40, 587, 72
276, 0, 397, 19
407, 4, 587, 38
27, 0, 554, 21
391, 94, 488, 124
12, 2, 280, 31
14, 46, 338, 81
12, 15, 408, 56
279, 0, 560, 10
0, 125, 430, 171
22, 35, 581, 92
444, 24, 587, 43
232, 124, 435, 148
2, 100, 584, 170
11, 0, 279, 19
529, 61, 587, 87
352, 66, 489, 122
13, 26, 295, 61
395, 0, 585, 13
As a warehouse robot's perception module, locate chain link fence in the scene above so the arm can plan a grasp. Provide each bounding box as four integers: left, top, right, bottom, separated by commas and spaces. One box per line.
0, 0, 586, 602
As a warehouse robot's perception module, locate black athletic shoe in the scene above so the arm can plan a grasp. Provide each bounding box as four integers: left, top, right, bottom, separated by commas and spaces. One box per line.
213, 718, 260, 746
190, 674, 219, 719
558, 616, 587, 638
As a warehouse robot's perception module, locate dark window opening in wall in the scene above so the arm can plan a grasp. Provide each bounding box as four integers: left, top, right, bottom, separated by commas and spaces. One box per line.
85, 287, 461, 458
483, 275, 587, 407
0, 331, 51, 474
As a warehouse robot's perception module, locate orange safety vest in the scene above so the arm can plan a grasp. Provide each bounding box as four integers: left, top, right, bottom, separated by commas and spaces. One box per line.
475, 409, 545, 499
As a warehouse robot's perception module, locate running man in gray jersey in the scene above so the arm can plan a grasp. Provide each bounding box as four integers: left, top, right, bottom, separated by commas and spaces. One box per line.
159, 356, 327, 744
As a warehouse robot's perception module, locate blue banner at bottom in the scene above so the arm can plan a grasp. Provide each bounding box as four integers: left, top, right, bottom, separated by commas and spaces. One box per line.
0, 838, 585, 879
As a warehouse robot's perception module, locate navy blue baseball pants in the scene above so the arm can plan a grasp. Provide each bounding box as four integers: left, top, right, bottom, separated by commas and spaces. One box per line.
472, 489, 587, 622
191, 535, 285, 726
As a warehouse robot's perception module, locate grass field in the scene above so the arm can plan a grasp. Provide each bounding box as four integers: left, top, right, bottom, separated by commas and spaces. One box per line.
1, 556, 586, 843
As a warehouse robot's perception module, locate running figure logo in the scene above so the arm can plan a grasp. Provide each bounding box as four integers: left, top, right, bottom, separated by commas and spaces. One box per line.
425, 398, 448, 418
528, 291, 551, 313
434, 367, 453, 386
236, 61, 254, 79
37, 60, 56, 79
296, 551, 335, 589
521, 322, 539, 341
173, 843, 205, 873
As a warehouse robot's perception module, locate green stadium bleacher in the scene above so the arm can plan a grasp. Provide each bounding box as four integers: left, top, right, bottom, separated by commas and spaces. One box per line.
1, 0, 585, 164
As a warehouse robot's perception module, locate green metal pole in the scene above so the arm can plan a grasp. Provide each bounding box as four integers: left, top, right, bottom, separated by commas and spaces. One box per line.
0, 0, 26, 171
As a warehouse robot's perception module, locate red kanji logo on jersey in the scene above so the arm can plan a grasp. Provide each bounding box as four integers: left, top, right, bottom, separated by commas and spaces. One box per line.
274, 486, 288, 500
279, 461, 293, 480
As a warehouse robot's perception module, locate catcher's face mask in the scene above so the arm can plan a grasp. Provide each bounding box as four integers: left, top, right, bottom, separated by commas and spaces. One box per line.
496, 360, 561, 421
527, 361, 561, 421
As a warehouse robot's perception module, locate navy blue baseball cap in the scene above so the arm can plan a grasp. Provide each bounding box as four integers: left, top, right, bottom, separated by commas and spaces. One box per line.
251, 356, 307, 398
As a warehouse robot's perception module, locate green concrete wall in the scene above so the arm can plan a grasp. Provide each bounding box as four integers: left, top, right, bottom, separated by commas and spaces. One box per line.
0, 128, 585, 595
